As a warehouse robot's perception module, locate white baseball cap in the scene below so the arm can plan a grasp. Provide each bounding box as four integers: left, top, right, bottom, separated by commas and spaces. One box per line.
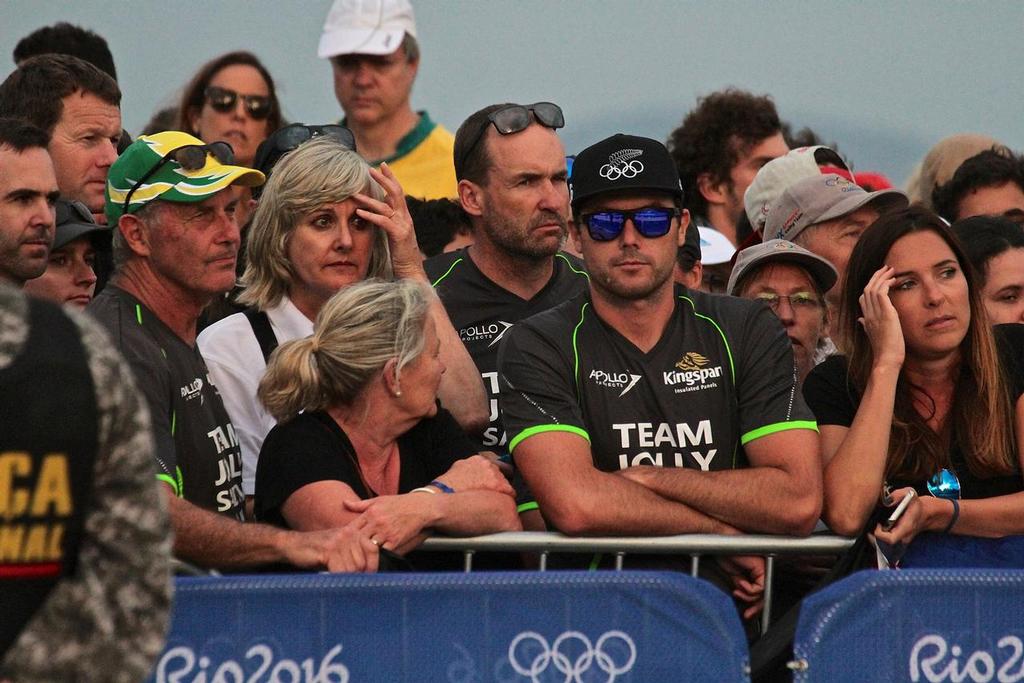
318, 0, 417, 59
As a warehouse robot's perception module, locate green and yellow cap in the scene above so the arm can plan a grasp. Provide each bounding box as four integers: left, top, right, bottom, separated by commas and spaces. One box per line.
105, 131, 265, 224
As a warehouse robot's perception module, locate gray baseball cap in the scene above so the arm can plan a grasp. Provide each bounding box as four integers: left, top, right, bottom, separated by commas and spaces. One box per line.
54, 199, 110, 250
727, 239, 838, 296
744, 146, 850, 232
763, 173, 908, 243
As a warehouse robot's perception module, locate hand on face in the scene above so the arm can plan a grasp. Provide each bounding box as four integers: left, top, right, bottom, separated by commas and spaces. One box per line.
858, 265, 905, 370
354, 163, 424, 280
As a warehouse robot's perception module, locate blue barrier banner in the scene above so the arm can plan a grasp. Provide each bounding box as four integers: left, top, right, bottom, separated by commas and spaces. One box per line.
148, 570, 749, 683
903, 534, 1024, 568
794, 569, 1024, 683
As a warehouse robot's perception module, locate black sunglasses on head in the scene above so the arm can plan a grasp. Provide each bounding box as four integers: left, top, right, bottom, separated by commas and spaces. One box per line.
204, 86, 273, 120
251, 124, 358, 198
458, 102, 564, 171
122, 142, 235, 215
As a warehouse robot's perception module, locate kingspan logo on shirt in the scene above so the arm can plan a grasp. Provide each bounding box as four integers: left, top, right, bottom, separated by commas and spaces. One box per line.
663, 352, 723, 392
590, 369, 642, 397
459, 320, 514, 347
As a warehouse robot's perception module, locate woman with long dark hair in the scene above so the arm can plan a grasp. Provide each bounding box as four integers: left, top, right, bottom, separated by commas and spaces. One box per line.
803, 206, 1024, 544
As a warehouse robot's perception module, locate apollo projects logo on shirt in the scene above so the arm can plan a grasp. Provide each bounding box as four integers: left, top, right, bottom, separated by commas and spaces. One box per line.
459, 321, 514, 347
589, 369, 642, 397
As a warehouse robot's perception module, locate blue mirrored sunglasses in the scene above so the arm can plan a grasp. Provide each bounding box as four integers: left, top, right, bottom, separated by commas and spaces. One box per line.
927, 468, 961, 500
580, 207, 680, 242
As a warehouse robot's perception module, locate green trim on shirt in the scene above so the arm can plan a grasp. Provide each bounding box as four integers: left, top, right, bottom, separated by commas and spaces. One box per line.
430, 257, 464, 287
556, 252, 590, 280
135, 303, 144, 325
741, 420, 818, 445
157, 466, 184, 497
572, 302, 589, 397
517, 501, 539, 514
679, 294, 735, 383
374, 112, 437, 165
509, 424, 590, 453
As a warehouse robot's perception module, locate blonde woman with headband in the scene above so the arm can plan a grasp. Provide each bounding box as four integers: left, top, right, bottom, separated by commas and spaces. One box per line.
197, 136, 487, 508
254, 279, 519, 556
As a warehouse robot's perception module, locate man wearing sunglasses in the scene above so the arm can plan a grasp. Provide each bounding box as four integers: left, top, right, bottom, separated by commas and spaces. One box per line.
425, 102, 588, 527
318, 0, 456, 200
498, 134, 822, 614
87, 132, 380, 574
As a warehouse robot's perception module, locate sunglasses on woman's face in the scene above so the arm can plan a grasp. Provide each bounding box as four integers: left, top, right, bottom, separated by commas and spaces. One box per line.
204, 86, 272, 120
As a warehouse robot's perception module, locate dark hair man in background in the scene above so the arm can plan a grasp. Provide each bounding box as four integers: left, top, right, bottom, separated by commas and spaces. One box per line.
12, 22, 118, 81
0, 118, 59, 286
667, 89, 789, 246
933, 148, 1024, 223
0, 54, 121, 225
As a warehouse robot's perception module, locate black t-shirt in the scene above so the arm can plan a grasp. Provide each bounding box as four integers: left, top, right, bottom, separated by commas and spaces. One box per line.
254, 408, 478, 528
88, 286, 245, 519
802, 323, 1024, 499
425, 249, 589, 450
499, 284, 817, 475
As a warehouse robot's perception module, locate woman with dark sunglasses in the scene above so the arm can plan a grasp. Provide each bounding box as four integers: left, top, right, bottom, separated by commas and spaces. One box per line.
803, 206, 1024, 550
178, 51, 285, 228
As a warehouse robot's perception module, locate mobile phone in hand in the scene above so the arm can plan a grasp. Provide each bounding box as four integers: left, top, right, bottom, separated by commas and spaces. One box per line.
882, 490, 916, 531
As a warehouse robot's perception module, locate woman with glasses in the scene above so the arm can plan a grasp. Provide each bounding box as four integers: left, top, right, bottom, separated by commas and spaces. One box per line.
803, 206, 1024, 547
254, 279, 519, 556
197, 136, 487, 510
952, 214, 1024, 325
178, 51, 284, 228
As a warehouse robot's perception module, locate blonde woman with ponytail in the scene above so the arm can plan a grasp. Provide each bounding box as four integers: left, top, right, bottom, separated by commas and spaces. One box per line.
254, 279, 520, 557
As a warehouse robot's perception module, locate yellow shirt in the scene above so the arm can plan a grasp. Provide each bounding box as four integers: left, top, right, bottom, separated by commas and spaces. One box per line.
375, 112, 457, 200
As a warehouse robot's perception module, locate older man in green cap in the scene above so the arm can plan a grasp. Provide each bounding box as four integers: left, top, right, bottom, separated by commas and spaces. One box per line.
89, 131, 380, 573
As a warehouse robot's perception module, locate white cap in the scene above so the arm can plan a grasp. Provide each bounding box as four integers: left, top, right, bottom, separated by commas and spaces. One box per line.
698, 227, 735, 265
318, 0, 417, 59
744, 146, 850, 232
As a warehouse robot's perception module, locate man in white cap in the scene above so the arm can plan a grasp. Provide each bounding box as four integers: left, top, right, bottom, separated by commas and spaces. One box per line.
318, 0, 456, 199
763, 173, 907, 306
744, 145, 850, 236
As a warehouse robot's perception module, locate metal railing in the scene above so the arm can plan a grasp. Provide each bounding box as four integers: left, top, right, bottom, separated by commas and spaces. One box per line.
420, 531, 856, 633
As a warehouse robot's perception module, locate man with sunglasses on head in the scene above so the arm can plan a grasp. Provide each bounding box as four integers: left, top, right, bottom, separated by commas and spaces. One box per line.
424, 102, 588, 528
318, 0, 456, 200
87, 131, 380, 574
497, 134, 822, 615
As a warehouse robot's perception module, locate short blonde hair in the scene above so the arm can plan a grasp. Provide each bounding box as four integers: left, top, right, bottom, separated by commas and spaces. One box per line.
238, 136, 391, 310
258, 279, 431, 422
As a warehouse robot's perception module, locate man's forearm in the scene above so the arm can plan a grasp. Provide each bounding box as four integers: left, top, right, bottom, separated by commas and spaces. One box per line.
168, 492, 299, 569
622, 465, 817, 535
430, 297, 489, 433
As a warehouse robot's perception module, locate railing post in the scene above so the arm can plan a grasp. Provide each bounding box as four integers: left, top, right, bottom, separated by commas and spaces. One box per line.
614, 552, 625, 570
463, 550, 474, 573
761, 555, 776, 635
690, 554, 701, 577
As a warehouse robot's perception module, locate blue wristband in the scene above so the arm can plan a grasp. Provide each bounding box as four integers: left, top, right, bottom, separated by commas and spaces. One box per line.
429, 479, 455, 494
942, 498, 960, 534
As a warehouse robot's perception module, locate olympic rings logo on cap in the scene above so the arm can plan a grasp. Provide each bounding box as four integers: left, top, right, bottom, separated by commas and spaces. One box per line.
507, 630, 637, 682
599, 160, 644, 180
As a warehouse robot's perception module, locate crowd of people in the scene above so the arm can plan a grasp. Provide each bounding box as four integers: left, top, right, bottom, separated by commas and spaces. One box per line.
1, 1, 1023, 680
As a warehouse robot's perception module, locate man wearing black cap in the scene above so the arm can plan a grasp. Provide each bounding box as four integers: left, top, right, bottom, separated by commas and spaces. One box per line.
24, 199, 108, 308
498, 134, 822, 612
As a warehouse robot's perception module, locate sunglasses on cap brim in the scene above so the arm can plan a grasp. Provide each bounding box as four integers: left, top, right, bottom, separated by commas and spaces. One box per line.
122, 141, 235, 215
458, 102, 564, 170
580, 207, 681, 242
204, 86, 273, 120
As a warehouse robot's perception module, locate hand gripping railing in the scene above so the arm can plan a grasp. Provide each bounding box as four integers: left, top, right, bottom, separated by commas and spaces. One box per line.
420, 531, 856, 633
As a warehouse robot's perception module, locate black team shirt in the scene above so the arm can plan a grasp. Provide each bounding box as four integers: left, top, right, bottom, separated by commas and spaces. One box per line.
498, 284, 817, 478
425, 249, 588, 451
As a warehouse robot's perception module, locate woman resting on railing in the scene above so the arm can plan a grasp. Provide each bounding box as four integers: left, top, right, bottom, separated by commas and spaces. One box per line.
254, 279, 520, 559
802, 207, 1024, 553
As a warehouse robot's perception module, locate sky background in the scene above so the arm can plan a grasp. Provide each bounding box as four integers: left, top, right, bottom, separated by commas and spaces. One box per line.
3, 1, 1022, 186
